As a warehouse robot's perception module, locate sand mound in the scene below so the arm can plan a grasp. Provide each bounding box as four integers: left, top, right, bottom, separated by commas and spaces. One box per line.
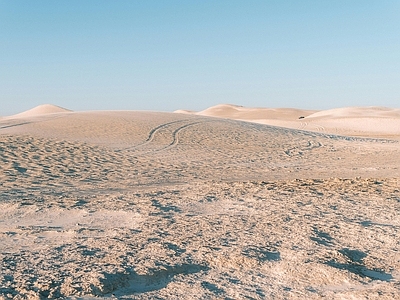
8, 104, 71, 119
186, 104, 400, 138
196, 104, 315, 120
305, 106, 400, 119
196, 104, 245, 118
300, 107, 400, 137
173, 109, 196, 114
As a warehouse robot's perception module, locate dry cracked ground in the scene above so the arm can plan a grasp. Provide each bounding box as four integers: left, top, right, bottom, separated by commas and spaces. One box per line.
0, 112, 399, 299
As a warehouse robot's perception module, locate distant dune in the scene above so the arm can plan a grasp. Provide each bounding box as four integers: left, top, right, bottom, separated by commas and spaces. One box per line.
305, 106, 400, 119
195, 103, 316, 120
6, 104, 72, 119
173, 109, 196, 114
177, 104, 400, 138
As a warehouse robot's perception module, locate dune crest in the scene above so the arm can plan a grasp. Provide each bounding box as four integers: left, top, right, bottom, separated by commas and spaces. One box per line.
8, 104, 72, 119
180, 104, 400, 138
194, 104, 316, 120
173, 109, 196, 114
305, 106, 400, 119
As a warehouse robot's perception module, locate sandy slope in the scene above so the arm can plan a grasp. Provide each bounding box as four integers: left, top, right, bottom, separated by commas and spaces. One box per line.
186, 104, 400, 139
1, 106, 400, 299
5, 104, 72, 119
195, 103, 316, 120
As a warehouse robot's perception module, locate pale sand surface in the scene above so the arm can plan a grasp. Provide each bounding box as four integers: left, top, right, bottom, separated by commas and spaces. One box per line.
1, 105, 400, 299
188, 104, 400, 139
4, 104, 72, 119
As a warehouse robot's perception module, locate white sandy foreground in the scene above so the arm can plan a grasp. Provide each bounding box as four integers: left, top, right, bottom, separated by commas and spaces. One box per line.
1, 104, 400, 299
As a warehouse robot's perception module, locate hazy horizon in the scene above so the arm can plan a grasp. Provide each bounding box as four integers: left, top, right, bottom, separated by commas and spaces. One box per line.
1, 1, 400, 116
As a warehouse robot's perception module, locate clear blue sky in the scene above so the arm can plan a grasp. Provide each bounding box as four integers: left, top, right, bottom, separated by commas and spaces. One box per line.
1, 1, 399, 116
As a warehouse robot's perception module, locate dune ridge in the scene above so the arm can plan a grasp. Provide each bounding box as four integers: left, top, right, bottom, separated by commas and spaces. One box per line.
177, 104, 400, 138
6, 104, 72, 119
195, 103, 316, 120
305, 106, 400, 119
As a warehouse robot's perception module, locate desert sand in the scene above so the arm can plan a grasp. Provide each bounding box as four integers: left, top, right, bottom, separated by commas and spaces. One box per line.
187, 104, 400, 139
1, 104, 399, 299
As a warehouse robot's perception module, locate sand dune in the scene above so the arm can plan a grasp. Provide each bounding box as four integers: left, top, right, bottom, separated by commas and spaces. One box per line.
305, 106, 400, 119
196, 103, 316, 120
173, 109, 196, 114
1, 106, 399, 299
6, 104, 72, 119
300, 107, 400, 137
185, 104, 400, 139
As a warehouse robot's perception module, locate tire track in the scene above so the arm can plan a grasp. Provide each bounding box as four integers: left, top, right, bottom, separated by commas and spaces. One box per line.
0, 121, 33, 130
118, 119, 194, 152
0, 114, 70, 131
153, 120, 215, 153
121, 118, 215, 154
284, 140, 323, 157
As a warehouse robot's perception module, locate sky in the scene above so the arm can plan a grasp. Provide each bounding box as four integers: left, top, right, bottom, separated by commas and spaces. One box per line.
1, 1, 400, 116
